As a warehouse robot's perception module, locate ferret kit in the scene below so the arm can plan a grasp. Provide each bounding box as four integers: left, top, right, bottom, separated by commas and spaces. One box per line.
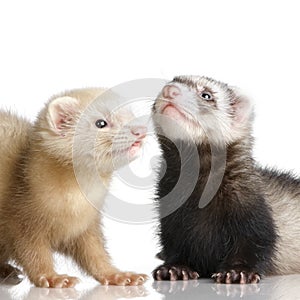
0, 88, 148, 288
152, 76, 300, 284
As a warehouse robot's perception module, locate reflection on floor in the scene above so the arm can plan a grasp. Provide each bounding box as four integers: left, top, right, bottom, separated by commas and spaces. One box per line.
1, 274, 300, 300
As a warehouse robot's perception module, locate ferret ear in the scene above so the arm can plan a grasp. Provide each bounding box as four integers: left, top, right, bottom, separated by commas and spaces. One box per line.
229, 87, 254, 126
47, 96, 79, 135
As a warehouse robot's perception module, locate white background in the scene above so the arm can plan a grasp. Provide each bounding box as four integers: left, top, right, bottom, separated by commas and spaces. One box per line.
0, 0, 299, 299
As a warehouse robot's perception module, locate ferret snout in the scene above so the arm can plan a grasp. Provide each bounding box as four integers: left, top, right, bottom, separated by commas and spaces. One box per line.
131, 126, 147, 140
162, 85, 182, 100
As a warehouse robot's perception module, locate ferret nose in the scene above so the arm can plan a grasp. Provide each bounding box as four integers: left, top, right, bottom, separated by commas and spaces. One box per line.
131, 126, 147, 139
162, 85, 182, 100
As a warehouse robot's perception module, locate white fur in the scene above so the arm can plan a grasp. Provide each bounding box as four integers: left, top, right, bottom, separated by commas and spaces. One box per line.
154, 77, 253, 146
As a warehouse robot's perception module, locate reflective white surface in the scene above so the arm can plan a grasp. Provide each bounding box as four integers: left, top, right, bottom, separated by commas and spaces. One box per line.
1, 275, 300, 300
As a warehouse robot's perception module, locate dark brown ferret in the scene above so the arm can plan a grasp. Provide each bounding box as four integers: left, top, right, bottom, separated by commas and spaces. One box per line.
152, 76, 300, 284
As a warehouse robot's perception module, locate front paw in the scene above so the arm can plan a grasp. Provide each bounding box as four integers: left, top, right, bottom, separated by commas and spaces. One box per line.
212, 270, 261, 284
37, 274, 80, 288
98, 272, 148, 286
153, 265, 200, 281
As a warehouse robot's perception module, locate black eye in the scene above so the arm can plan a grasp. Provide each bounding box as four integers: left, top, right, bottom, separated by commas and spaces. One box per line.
95, 119, 108, 128
201, 92, 213, 101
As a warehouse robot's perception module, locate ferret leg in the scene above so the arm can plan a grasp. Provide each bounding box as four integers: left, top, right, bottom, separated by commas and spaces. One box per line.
65, 225, 148, 286
15, 240, 79, 288
212, 241, 263, 284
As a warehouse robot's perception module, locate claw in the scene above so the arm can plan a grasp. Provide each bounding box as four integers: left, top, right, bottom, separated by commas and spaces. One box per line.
169, 269, 177, 281
191, 272, 200, 279
182, 270, 189, 281
250, 274, 260, 284
225, 272, 232, 284
240, 272, 246, 284
156, 270, 162, 281
38, 276, 50, 288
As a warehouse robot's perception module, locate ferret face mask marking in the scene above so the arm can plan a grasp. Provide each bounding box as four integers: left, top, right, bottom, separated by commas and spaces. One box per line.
153, 76, 253, 146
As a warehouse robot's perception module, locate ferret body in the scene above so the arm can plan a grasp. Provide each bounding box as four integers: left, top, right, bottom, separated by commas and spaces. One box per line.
152, 76, 300, 283
0, 88, 148, 288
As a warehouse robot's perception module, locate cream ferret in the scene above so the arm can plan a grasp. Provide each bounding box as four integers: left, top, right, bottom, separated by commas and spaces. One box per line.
0, 88, 148, 288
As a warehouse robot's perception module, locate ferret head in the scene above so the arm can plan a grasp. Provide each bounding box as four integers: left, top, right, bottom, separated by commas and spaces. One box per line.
34, 88, 147, 174
153, 76, 254, 146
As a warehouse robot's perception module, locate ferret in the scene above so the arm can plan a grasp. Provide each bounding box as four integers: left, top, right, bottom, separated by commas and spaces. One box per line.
152, 75, 300, 284
0, 88, 148, 288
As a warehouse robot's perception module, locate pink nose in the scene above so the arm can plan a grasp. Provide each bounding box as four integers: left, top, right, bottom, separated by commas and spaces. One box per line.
162, 85, 181, 100
131, 126, 147, 139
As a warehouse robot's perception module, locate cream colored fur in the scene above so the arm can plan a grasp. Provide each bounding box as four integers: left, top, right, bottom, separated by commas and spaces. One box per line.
0, 88, 147, 288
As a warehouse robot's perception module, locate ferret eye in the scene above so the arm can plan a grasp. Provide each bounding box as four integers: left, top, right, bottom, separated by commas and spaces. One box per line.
95, 119, 108, 128
201, 92, 213, 101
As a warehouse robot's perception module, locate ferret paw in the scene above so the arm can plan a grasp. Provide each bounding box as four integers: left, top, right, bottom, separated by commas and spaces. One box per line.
212, 270, 261, 284
98, 272, 148, 286
0, 263, 24, 285
37, 274, 80, 288
153, 265, 200, 281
